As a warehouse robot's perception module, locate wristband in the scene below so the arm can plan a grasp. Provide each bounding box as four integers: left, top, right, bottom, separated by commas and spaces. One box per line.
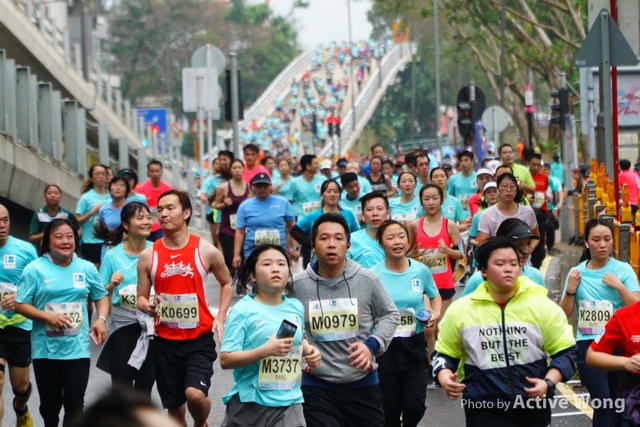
98, 315, 107, 323
565, 291, 576, 296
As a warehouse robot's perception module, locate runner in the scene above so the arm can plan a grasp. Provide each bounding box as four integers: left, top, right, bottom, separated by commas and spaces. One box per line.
346, 162, 372, 194
467, 168, 493, 216
468, 181, 498, 274
430, 167, 469, 231
94, 202, 155, 395
15, 218, 109, 427
339, 173, 366, 225
447, 151, 477, 216
528, 153, 549, 269
272, 159, 294, 201
362, 144, 384, 177
366, 157, 396, 198
412, 151, 431, 193
29, 185, 80, 246
463, 218, 544, 296
137, 160, 172, 242
213, 160, 251, 279
347, 192, 389, 268
291, 213, 399, 427
291, 180, 360, 253
242, 144, 270, 184
498, 143, 535, 195
542, 162, 563, 252
558, 218, 640, 427
409, 183, 463, 362
118, 169, 147, 204
433, 238, 577, 426
200, 151, 233, 250
220, 244, 322, 427
371, 220, 441, 427
76, 164, 111, 268
0, 205, 38, 427
389, 172, 422, 225
233, 173, 295, 270
477, 173, 539, 246
136, 189, 233, 427
97, 175, 130, 232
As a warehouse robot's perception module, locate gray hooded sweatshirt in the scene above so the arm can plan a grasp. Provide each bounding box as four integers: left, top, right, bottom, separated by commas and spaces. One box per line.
291, 259, 399, 384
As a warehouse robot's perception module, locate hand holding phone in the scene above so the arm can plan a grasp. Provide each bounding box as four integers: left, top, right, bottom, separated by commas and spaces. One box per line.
276, 320, 297, 339
90, 330, 100, 345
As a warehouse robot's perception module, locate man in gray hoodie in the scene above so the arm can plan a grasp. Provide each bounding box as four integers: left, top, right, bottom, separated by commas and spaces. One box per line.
291, 212, 400, 427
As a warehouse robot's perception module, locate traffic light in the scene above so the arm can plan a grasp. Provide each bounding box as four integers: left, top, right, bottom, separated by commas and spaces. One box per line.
151, 124, 160, 134
328, 116, 334, 137
550, 88, 569, 129
335, 117, 341, 137
457, 102, 473, 137
142, 138, 149, 147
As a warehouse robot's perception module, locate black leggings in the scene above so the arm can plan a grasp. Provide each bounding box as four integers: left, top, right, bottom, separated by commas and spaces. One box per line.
33, 358, 90, 427
108, 324, 155, 396
219, 233, 236, 274
577, 339, 624, 427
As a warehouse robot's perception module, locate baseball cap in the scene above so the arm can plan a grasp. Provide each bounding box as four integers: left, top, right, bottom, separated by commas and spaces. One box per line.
118, 168, 136, 178
483, 181, 497, 193
486, 159, 501, 175
251, 173, 271, 186
340, 172, 358, 187
477, 168, 493, 178
496, 218, 540, 241
320, 159, 332, 170
337, 158, 349, 167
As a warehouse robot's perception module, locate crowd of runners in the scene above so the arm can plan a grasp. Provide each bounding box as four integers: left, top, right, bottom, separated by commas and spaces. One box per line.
1, 141, 640, 427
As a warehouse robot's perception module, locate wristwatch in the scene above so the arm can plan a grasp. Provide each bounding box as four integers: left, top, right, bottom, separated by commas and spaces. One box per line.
544, 378, 556, 397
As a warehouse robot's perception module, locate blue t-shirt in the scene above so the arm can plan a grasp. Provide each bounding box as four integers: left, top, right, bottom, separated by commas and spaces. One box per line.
389, 196, 423, 224
201, 174, 226, 216
371, 260, 438, 335
0, 237, 38, 331
461, 265, 545, 297
236, 196, 295, 258
296, 207, 360, 233
562, 258, 640, 341
550, 163, 565, 186
290, 175, 327, 218
76, 189, 112, 244
441, 197, 468, 222
469, 211, 483, 238
447, 172, 478, 214
16, 255, 108, 360
358, 176, 372, 195
346, 229, 385, 268
100, 242, 152, 310
127, 193, 147, 205
221, 295, 305, 407
340, 193, 365, 225
273, 177, 295, 202
98, 201, 130, 231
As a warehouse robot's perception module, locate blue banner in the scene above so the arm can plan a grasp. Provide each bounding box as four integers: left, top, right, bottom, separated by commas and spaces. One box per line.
474, 121, 486, 160
137, 108, 168, 155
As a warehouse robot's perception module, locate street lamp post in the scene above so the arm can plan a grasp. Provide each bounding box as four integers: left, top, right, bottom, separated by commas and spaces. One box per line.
434, 0, 442, 147
347, 0, 356, 143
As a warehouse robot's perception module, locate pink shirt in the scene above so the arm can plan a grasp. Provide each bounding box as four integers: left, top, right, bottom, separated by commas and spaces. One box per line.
242, 165, 270, 186
137, 180, 173, 231
619, 170, 639, 205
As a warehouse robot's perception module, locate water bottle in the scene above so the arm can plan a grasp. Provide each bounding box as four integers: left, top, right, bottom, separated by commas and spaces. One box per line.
417, 309, 431, 324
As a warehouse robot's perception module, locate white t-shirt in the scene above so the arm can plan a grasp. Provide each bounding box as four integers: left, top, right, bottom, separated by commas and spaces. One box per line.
478, 204, 538, 237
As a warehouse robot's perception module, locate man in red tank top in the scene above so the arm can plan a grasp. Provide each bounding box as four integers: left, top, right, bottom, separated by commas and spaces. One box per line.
137, 190, 232, 427
529, 154, 549, 269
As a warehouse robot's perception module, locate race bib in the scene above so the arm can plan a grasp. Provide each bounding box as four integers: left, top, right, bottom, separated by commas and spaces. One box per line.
0, 283, 17, 314
255, 229, 280, 246
257, 346, 303, 390
118, 285, 155, 315
578, 300, 613, 335
229, 214, 237, 230
309, 298, 359, 341
460, 196, 469, 210
150, 207, 158, 221
303, 201, 322, 216
417, 249, 448, 274
395, 308, 417, 337
159, 293, 199, 329
45, 302, 83, 337
532, 192, 546, 209
392, 213, 416, 224
3, 255, 16, 269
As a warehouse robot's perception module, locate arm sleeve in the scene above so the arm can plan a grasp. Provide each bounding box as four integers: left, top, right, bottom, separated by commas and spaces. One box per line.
290, 225, 310, 250
296, 214, 313, 234
220, 307, 247, 352
590, 313, 623, 354
542, 302, 578, 381
368, 276, 400, 355
88, 264, 109, 301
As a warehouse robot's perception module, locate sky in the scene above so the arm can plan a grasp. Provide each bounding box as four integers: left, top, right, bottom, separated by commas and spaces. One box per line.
250, 0, 374, 50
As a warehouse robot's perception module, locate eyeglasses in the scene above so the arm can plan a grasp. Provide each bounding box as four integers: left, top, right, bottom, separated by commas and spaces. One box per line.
499, 185, 516, 191
93, 172, 106, 177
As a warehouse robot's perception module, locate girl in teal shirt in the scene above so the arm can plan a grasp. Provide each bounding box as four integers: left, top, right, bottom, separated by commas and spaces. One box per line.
389, 172, 424, 225
16, 218, 109, 427
220, 244, 321, 426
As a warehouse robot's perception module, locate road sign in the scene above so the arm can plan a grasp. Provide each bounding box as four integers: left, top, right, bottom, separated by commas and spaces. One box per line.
192, 45, 226, 75
525, 84, 534, 106
574, 9, 638, 67
137, 108, 168, 155
189, 117, 209, 135
481, 106, 510, 133
182, 67, 221, 114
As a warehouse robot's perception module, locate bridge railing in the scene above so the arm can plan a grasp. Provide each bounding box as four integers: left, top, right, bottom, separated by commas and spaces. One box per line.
319, 43, 412, 157
240, 49, 316, 130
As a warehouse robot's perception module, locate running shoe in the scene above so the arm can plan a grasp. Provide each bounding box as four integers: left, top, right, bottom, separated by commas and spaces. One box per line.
15, 407, 33, 427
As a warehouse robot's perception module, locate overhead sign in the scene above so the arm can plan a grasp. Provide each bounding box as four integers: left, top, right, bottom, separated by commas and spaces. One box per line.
189, 117, 209, 135
392, 22, 410, 44
182, 67, 221, 114
137, 108, 168, 154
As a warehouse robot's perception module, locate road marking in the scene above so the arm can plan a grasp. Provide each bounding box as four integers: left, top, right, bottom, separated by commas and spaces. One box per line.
539, 254, 554, 279
556, 381, 593, 419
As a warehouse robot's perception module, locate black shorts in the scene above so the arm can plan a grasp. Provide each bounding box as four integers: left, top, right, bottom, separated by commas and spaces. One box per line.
206, 212, 216, 225
152, 333, 217, 409
439, 288, 456, 300
0, 326, 31, 368
81, 243, 102, 265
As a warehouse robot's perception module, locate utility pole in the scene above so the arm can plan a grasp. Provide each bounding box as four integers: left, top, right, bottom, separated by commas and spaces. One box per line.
434, 0, 441, 148
230, 52, 240, 159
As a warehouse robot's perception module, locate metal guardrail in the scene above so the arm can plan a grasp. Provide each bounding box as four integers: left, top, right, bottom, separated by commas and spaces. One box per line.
240, 49, 316, 130
318, 43, 412, 157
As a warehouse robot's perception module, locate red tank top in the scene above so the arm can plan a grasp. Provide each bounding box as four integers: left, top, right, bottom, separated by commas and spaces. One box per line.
413, 217, 455, 290
151, 235, 213, 340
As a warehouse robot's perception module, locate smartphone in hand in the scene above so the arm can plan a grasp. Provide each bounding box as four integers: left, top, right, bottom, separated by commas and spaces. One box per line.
276, 320, 298, 339
90, 330, 100, 345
